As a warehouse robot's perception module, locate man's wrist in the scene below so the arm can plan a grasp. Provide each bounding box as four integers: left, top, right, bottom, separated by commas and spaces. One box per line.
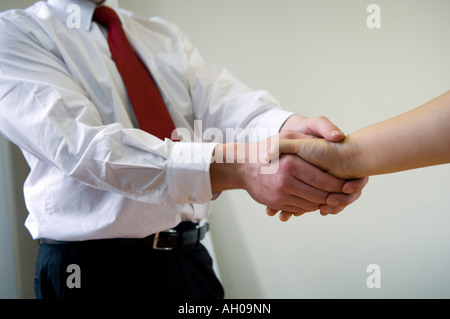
210, 143, 246, 192
210, 141, 267, 192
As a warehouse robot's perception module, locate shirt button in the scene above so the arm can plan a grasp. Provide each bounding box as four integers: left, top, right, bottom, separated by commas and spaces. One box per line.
188, 195, 196, 202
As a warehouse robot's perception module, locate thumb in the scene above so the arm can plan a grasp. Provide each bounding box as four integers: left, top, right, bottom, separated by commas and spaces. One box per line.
306, 116, 345, 142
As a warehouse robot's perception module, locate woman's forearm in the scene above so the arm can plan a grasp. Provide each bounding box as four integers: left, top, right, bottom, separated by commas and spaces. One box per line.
345, 90, 450, 178
273, 90, 450, 179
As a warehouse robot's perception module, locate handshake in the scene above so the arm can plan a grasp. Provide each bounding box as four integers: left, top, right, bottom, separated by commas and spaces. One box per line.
211, 114, 369, 222
211, 90, 450, 222
262, 118, 368, 222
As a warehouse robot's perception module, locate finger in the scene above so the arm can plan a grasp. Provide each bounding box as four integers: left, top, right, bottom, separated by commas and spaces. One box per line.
325, 191, 363, 210
281, 178, 330, 208
283, 155, 345, 193
267, 207, 307, 221
264, 130, 313, 163
305, 116, 345, 142
279, 211, 294, 222
266, 207, 279, 217
268, 201, 313, 216
342, 177, 369, 194
319, 205, 345, 216
279, 197, 322, 213
267, 204, 311, 217
320, 188, 364, 216
264, 139, 300, 162
281, 210, 309, 221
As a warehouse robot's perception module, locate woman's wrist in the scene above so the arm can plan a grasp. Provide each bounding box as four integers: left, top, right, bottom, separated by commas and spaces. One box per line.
336, 136, 362, 179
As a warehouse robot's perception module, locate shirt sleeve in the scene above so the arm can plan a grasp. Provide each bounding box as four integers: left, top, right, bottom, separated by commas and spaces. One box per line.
0, 12, 216, 205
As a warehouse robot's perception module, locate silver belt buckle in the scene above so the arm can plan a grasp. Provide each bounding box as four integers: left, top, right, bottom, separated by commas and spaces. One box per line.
152, 228, 177, 250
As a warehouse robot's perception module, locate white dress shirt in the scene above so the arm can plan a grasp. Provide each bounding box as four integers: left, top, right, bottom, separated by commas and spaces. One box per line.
0, 0, 293, 241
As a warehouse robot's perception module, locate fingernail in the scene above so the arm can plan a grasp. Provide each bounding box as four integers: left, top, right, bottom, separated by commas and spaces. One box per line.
343, 188, 354, 194
331, 129, 342, 136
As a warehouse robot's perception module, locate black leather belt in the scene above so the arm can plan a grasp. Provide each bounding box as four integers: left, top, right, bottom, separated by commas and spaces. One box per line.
39, 222, 209, 251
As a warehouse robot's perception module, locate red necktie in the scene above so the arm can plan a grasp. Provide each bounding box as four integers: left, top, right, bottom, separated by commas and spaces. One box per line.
93, 6, 176, 140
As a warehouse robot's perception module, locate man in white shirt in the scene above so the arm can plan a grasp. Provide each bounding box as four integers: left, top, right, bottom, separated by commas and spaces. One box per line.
0, 0, 368, 298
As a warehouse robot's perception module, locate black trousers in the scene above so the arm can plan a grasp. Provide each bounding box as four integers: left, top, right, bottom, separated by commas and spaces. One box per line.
34, 238, 224, 299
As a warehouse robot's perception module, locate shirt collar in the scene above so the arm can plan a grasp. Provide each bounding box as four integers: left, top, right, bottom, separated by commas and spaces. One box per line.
47, 0, 121, 30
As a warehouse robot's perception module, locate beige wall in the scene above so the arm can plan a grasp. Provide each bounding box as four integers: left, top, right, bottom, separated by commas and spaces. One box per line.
1, 0, 450, 298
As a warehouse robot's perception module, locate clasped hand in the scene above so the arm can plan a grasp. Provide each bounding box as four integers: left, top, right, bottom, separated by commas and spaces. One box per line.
252, 115, 368, 222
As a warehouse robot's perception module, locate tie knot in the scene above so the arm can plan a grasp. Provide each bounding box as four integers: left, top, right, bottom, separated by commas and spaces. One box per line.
93, 6, 121, 27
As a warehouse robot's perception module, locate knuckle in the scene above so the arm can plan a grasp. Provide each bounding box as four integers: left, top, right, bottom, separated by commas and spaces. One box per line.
279, 130, 294, 139
279, 155, 296, 171
274, 175, 290, 193
315, 115, 329, 123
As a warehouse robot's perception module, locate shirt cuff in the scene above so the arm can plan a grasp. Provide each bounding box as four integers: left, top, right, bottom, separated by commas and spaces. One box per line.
244, 108, 295, 142
256, 108, 295, 132
166, 141, 218, 204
